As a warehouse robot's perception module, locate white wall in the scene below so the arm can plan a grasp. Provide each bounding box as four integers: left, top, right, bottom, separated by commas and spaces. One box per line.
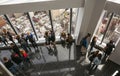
0, 0, 84, 15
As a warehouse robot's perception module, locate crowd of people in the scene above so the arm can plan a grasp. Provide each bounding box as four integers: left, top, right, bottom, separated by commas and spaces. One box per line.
0, 28, 116, 75
77, 33, 115, 72
0, 29, 74, 75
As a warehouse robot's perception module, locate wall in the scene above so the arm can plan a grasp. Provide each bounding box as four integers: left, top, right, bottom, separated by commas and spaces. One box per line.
0, 0, 84, 15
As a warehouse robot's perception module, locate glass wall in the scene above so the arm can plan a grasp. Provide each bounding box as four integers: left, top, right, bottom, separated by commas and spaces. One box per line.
0, 8, 79, 47
51, 8, 78, 36
0, 15, 15, 35
95, 12, 120, 45
51, 9, 70, 36
8, 13, 34, 35
103, 14, 120, 44
29, 11, 52, 38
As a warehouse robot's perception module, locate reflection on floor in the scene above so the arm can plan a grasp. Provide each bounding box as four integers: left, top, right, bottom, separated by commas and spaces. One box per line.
0, 44, 120, 76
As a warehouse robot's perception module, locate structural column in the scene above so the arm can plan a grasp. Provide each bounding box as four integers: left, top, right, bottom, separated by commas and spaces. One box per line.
77, 0, 107, 44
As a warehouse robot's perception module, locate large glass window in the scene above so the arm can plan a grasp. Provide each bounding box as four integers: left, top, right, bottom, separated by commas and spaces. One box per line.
51, 9, 70, 36
95, 12, 120, 45
103, 14, 120, 44
29, 11, 52, 38
51, 8, 78, 36
72, 8, 78, 34
0, 15, 15, 35
8, 13, 34, 35
95, 12, 111, 43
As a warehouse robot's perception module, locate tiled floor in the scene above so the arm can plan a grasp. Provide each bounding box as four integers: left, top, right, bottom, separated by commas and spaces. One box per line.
0, 44, 120, 76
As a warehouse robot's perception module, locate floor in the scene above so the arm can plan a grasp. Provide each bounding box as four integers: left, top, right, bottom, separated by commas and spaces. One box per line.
0, 44, 120, 76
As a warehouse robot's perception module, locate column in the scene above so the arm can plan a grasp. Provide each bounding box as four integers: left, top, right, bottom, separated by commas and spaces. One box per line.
77, 0, 107, 45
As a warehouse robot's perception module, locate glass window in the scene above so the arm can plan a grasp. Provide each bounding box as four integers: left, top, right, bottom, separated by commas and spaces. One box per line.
51, 9, 70, 36
8, 13, 34, 35
103, 14, 120, 44
95, 12, 111, 42
72, 8, 78, 34
51, 8, 78, 36
0, 15, 15, 35
0, 15, 16, 46
29, 11, 51, 38
95, 12, 120, 45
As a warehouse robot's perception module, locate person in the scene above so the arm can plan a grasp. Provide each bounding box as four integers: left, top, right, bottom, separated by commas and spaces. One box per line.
44, 31, 50, 45
6, 31, 15, 44
89, 51, 99, 64
105, 40, 115, 57
66, 33, 73, 48
49, 30, 55, 43
90, 53, 102, 70
3, 57, 18, 74
11, 53, 23, 69
46, 42, 57, 56
21, 33, 31, 51
20, 50, 31, 64
10, 43, 21, 57
0, 34, 8, 46
16, 35, 29, 53
26, 32, 38, 51
76, 33, 91, 60
60, 31, 66, 48
89, 36, 97, 53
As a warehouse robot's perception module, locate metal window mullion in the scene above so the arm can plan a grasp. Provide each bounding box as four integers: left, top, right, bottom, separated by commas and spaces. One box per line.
101, 13, 114, 44
4, 15, 18, 35
27, 12, 38, 40
48, 10, 54, 32
70, 8, 73, 35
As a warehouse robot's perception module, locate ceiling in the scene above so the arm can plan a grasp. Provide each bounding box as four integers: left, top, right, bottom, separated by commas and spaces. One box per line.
0, 0, 54, 5
107, 0, 120, 4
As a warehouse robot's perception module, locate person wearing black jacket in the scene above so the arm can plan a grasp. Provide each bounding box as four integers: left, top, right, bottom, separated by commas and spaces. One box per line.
89, 36, 97, 55
11, 53, 23, 65
16, 35, 29, 53
6, 31, 15, 44
105, 40, 115, 57
10, 43, 21, 57
0, 34, 8, 46
3, 57, 18, 74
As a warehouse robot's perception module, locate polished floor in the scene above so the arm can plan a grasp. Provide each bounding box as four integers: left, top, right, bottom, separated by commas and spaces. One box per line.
0, 44, 120, 76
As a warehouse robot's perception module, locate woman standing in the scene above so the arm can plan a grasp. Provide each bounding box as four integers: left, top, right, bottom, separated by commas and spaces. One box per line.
90, 53, 102, 70
89, 36, 97, 53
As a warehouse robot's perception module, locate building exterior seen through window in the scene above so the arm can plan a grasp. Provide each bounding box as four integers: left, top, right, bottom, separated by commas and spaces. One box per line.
29, 11, 52, 38
95, 11, 120, 45
0, 8, 78, 47
8, 13, 34, 35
